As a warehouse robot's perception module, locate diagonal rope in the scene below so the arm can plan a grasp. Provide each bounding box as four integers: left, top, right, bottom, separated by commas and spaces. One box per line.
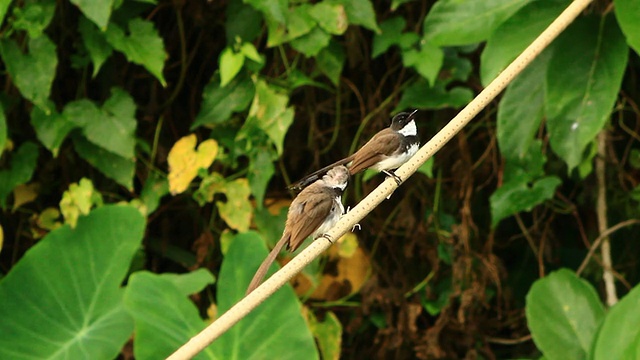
167, 0, 593, 358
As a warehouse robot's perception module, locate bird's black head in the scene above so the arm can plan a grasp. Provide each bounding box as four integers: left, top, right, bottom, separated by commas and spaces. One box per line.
390, 109, 418, 131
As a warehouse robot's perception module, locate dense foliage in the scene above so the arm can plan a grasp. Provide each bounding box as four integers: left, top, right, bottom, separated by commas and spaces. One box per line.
1, 0, 639, 359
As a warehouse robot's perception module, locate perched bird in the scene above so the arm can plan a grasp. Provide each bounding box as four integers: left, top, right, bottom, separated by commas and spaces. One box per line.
246, 165, 350, 294
289, 110, 419, 191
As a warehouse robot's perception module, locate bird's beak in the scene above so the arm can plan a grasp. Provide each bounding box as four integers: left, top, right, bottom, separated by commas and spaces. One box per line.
409, 109, 419, 119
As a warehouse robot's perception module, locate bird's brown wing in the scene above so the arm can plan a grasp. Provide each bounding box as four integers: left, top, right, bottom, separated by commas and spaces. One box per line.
349, 129, 401, 174
287, 187, 336, 251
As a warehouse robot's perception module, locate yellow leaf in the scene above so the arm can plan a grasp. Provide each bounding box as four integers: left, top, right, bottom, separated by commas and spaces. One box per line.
12, 183, 39, 211
60, 178, 103, 228
216, 178, 252, 232
168, 134, 218, 195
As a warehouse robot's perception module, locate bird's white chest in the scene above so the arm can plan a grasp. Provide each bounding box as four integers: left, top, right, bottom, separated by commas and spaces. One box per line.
313, 196, 344, 236
373, 143, 419, 171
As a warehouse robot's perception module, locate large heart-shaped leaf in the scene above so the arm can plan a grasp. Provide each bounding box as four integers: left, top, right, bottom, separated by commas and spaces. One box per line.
0, 205, 146, 359
526, 269, 605, 360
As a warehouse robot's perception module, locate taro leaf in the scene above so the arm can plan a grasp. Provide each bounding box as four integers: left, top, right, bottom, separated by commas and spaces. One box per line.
497, 51, 551, 162
244, 79, 295, 155
11, 0, 56, 38
70, 0, 114, 30
309, 2, 347, 35
291, 26, 332, 57
0, 205, 145, 360
402, 42, 444, 86
422, 0, 532, 46
124, 270, 216, 360
253, 205, 287, 248
216, 178, 252, 232
0, 102, 6, 158
192, 72, 254, 129
372, 17, 406, 58
526, 269, 605, 360
615, 0, 640, 56
167, 135, 218, 195
316, 40, 345, 86
0, 36, 57, 113
31, 103, 79, 156
104, 17, 167, 86
248, 149, 275, 208
72, 133, 135, 190
546, 15, 628, 171
266, 4, 316, 47
593, 284, 640, 360
328, 0, 380, 33
480, 0, 569, 85
211, 231, 319, 360
78, 16, 113, 77
0, 142, 39, 208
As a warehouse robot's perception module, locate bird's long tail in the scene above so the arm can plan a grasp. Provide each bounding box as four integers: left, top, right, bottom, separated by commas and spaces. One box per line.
288, 155, 354, 191
245, 235, 290, 295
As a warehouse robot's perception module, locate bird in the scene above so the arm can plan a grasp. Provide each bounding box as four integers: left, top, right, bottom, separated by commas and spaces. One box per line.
289, 110, 419, 191
246, 165, 350, 295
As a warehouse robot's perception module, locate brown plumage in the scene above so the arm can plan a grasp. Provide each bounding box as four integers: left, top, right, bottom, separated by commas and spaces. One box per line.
246, 166, 349, 295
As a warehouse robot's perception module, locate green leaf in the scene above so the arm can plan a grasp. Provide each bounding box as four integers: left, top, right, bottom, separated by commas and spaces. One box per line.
497, 51, 550, 161
316, 40, 345, 86
308, 311, 342, 360
0, 36, 57, 113
329, 0, 380, 33
245, 0, 287, 24
248, 149, 275, 208
391, 0, 414, 11
0, 0, 11, 28
192, 72, 255, 129
124, 271, 216, 360
0, 103, 6, 158
546, 15, 628, 171
140, 172, 168, 215
219, 46, 245, 87
72, 134, 135, 190
490, 176, 560, 227
254, 206, 287, 248
78, 16, 113, 77
65, 89, 137, 159
526, 269, 605, 360
211, 231, 319, 359
290, 26, 331, 57
266, 4, 316, 47
11, 0, 56, 38
104, 18, 167, 86
225, 0, 262, 43
216, 178, 253, 232
396, 79, 472, 111
480, 0, 569, 85
422, 0, 532, 46
402, 42, 444, 86
615, 0, 640, 56
0, 205, 145, 360
244, 79, 295, 155
31, 104, 79, 157
309, 2, 347, 35
372, 17, 406, 58
593, 284, 640, 360
417, 157, 434, 178
240, 42, 263, 63
70, 0, 114, 30
0, 142, 38, 208
159, 268, 216, 296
